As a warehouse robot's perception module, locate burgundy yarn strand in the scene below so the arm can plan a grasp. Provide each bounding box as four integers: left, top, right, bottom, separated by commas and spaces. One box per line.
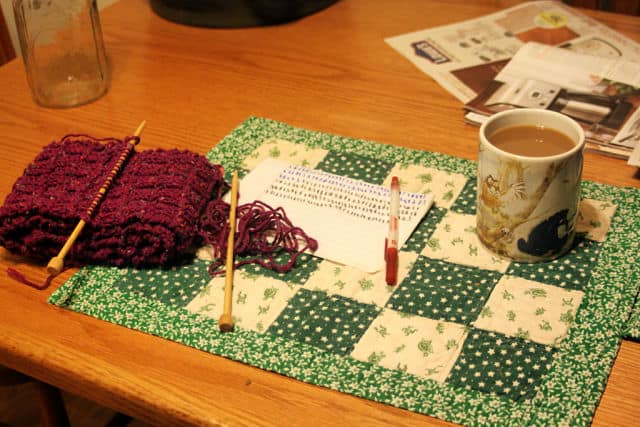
200, 199, 318, 276
7, 267, 55, 290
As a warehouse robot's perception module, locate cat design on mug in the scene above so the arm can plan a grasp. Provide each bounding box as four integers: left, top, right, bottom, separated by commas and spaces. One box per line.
517, 209, 573, 257
479, 170, 526, 211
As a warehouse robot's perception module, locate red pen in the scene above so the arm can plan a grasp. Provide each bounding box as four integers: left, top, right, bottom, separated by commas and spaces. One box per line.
385, 176, 400, 286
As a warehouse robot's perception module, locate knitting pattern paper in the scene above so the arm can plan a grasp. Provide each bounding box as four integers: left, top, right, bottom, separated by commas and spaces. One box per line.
49, 117, 640, 427
238, 158, 434, 272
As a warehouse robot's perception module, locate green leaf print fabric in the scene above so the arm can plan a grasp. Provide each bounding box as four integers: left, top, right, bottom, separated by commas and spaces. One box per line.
49, 117, 640, 426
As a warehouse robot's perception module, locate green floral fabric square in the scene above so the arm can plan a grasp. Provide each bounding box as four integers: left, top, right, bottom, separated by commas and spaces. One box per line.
402, 206, 447, 253
446, 329, 556, 402
449, 178, 477, 215
199, 244, 321, 286
506, 238, 600, 291
387, 257, 501, 325
235, 252, 323, 285
267, 289, 381, 355
315, 151, 393, 184
113, 259, 212, 307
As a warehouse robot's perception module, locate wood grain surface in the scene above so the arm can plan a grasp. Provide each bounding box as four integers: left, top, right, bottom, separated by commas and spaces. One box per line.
0, 1, 638, 426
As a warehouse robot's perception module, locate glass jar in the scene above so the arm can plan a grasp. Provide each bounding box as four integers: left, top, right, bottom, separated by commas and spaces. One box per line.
13, 0, 110, 108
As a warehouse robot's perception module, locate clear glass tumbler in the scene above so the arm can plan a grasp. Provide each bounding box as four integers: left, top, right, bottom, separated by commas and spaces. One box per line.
13, 0, 110, 108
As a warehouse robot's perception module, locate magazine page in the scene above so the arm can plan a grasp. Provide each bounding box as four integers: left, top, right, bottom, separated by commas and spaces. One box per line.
629, 144, 640, 166
464, 42, 640, 159
385, 0, 640, 103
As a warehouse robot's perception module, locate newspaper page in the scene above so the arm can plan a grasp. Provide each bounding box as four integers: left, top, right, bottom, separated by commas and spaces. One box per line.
629, 144, 640, 166
464, 42, 640, 159
385, 1, 640, 104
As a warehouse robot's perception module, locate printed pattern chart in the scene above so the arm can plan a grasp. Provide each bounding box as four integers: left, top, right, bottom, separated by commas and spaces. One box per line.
49, 117, 640, 427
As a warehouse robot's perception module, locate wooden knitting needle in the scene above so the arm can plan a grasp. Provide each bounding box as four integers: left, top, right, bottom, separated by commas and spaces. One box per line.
46, 121, 146, 276
219, 170, 239, 332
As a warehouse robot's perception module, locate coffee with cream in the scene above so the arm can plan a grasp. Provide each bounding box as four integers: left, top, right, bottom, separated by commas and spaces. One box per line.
489, 125, 576, 157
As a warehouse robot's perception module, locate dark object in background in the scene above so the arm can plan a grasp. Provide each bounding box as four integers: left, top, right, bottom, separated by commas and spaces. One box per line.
150, 0, 339, 28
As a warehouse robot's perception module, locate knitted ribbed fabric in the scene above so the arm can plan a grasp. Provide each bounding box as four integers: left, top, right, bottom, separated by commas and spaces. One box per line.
0, 135, 225, 268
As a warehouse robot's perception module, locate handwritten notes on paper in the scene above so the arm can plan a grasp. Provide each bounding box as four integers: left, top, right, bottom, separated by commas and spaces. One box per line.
237, 159, 434, 272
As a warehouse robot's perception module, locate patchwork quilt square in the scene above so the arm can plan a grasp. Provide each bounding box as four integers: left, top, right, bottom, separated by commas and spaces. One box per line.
473, 275, 584, 346
114, 259, 212, 307
186, 271, 299, 333
506, 238, 600, 291
386, 257, 502, 325
315, 151, 394, 184
449, 178, 478, 215
302, 252, 418, 306
402, 206, 447, 253
421, 211, 511, 273
576, 198, 617, 242
238, 253, 323, 285
351, 308, 467, 383
241, 137, 329, 170
197, 246, 322, 286
384, 164, 467, 209
267, 289, 381, 355
446, 329, 557, 402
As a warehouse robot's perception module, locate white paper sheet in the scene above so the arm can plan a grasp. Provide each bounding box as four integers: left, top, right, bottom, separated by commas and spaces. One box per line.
236, 159, 434, 272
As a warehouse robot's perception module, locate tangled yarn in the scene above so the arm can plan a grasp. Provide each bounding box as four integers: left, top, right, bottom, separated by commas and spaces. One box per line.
201, 199, 318, 276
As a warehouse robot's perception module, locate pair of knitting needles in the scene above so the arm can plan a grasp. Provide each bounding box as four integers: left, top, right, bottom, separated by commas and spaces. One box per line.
45, 120, 239, 333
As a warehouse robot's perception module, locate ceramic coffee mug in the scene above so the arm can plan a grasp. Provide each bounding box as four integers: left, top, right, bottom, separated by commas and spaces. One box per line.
476, 108, 585, 262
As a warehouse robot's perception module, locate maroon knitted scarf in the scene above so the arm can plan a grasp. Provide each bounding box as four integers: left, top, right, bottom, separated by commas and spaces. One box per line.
0, 135, 317, 275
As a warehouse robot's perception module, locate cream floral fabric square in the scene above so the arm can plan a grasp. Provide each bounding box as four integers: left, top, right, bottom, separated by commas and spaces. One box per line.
241, 138, 328, 170
421, 211, 510, 273
351, 308, 467, 383
186, 271, 299, 333
384, 164, 467, 209
302, 252, 419, 306
473, 275, 584, 346
576, 198, 617, 242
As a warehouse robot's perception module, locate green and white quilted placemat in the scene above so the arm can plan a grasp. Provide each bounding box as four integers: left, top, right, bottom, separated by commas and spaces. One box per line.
49, 117, 640, 426
625, 297, 640, 340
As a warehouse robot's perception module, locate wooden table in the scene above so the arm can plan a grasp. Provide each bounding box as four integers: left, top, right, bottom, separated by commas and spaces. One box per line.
0, 1, 638, 425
